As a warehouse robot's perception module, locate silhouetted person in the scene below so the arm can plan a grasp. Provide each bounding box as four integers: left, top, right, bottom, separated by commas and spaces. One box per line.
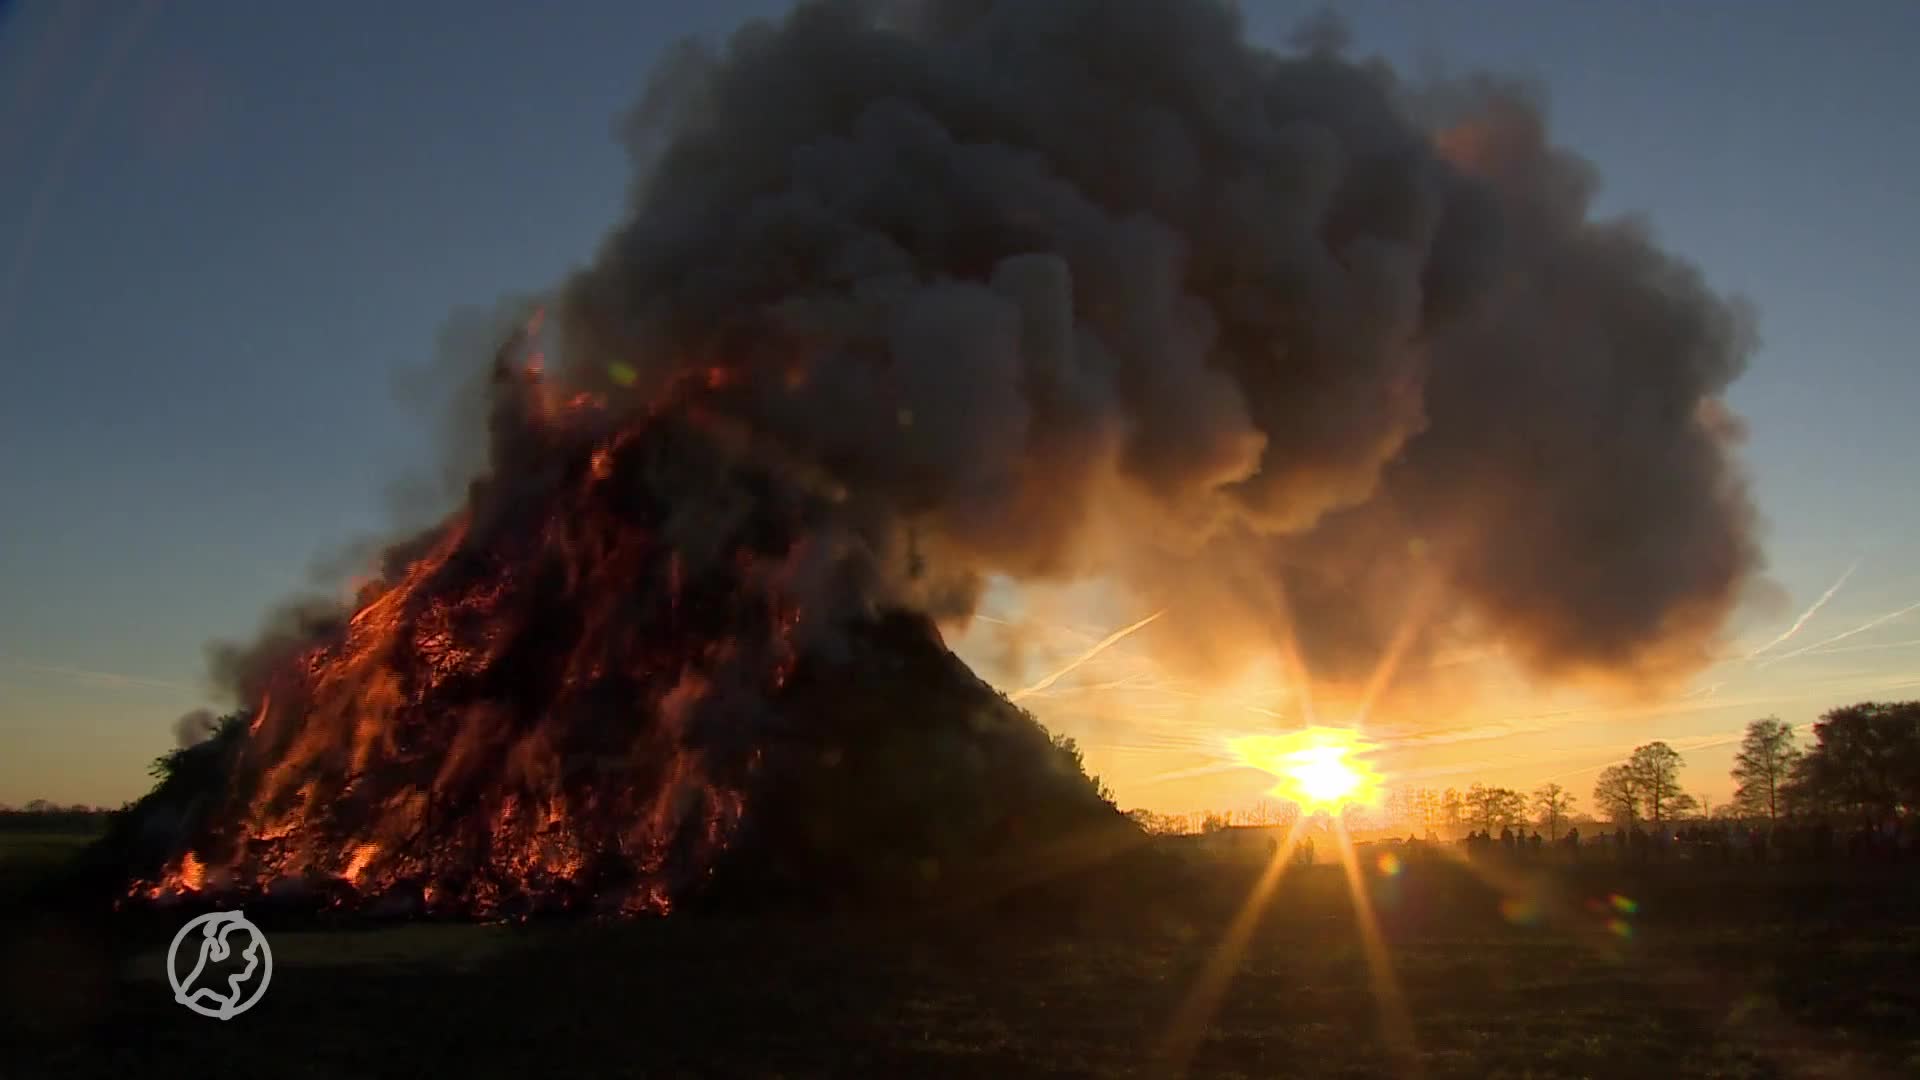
1529, 831, 1543, 854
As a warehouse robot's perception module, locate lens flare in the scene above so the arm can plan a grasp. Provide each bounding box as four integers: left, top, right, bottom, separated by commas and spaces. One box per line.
1499, 896, 1541, 926
1230, 727, 1382, 811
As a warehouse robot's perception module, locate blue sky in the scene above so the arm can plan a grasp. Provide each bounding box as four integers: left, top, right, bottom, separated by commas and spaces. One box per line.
3, 1, 1917, 810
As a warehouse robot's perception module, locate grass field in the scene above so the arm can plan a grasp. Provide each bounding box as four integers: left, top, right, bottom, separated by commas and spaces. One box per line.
5, 838, 1918, 1078
0, 827, 102, 899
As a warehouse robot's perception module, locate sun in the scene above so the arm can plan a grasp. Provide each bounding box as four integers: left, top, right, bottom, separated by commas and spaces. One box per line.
1288, 746, 1364, 805
1230, 727, 1382, 812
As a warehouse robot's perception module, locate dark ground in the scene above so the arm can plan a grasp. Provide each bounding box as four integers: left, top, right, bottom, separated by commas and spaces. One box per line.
5, 832, 1919, 1079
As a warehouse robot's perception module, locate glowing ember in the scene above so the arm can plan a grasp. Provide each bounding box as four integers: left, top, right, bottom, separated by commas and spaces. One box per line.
129, 344, 821, 915
123, 327, 1121, 916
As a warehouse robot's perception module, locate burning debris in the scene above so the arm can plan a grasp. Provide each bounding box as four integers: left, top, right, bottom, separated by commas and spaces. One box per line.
125, 341, 1122, 915
123, 1, 1762, 914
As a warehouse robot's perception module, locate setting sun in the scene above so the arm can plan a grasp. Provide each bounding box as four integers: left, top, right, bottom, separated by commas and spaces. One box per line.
1229, 728, 1383, 812
1288, 747, 1364, 805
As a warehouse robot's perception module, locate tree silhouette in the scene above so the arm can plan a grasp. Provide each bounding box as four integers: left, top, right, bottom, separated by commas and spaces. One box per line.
1440, 787, 1464, 837
1531, 782, 1576, 840
1593, 764, 1640, 827
1627, 742, 1693, 826
1787, 701, 1920, 823
1731, 717, 1800, 822
1412, 787, 1441, 836
1466, 783, 1527, 832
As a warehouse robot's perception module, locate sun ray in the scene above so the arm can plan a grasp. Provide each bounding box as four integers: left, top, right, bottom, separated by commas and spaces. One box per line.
1352, 578, 1440, 726
1155, 817, 1302, 1075
1331, 817, 1420, 1073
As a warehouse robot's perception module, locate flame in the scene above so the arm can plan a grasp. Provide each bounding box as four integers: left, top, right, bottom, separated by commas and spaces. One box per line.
133, 349, 814, 916
343, 842, 381, 884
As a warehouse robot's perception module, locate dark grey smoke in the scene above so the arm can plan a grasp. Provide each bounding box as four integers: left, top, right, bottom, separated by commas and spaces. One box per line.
203, 0, 1761, 711
537, 0, 1760, 691
171, 708, 220, 748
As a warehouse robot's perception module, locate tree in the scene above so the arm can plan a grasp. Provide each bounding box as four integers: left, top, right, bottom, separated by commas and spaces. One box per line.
1440, 788, 1464, 837
1498, 789, 1529, 829
1411, 787, 1441, 836
1593, 764, 1640, 827
1466, 783, 1527, 832
1531, 782, 1576, 840
1049, 732, 1116, 806
1627, 742, 1689, 826
1128, 809, 1185, 835
1731, 717, 1800, 822
1786, 701, 1920, 822
1244, 798, 1289, 826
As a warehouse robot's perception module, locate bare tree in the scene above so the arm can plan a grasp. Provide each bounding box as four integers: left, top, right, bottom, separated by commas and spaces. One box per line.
1531, 782, 1576, 840
1593, 764, 1640, 827
1498, 788, 1529, 830
1466, 783, 1528, 832
1440, 787, 1464, 838
1412, 788, 1441, 836
1731, 717, 1800, 823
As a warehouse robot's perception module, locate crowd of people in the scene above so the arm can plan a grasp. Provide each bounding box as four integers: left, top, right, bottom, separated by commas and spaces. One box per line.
1447, 818, 1920, 863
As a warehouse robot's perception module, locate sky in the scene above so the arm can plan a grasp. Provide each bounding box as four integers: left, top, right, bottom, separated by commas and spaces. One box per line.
3, 1, 1918, 815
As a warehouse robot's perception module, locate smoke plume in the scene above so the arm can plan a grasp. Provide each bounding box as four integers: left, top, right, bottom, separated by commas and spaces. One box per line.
170, 708, 220, 749
542, 0, 1759, 689
207, 0, 1762, 706
149, 0, 1772, 914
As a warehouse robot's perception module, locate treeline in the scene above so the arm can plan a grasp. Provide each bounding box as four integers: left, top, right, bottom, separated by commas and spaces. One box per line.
1589, 702, 1920, 830
0, 801, 113, 833
1129, 700, 1920, 839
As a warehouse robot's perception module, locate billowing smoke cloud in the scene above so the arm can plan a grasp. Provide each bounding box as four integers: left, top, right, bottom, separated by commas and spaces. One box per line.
205, 0, 1760, 710
536, 0, 1759, 692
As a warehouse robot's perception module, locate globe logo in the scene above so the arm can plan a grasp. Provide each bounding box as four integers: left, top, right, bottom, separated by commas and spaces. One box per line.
166, 910, 273, 1020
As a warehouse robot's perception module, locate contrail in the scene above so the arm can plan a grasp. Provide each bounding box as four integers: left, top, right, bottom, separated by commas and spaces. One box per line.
0, 652, 193, 693
1680, 680, 1725, 700
1758, 599, 1920, 669
1745, 558, 1858, 659
1010, 609, 1165, 702
1804, 636, 1920, 657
